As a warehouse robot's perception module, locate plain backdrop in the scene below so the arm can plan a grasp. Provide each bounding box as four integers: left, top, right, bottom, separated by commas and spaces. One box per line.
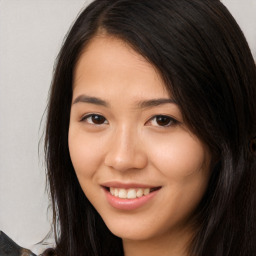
0, 0, 255, 254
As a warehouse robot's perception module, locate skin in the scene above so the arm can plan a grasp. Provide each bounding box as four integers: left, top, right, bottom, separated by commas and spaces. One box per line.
69, 35, 211, 256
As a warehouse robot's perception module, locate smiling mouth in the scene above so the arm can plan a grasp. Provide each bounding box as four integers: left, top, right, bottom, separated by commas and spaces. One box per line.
104, 187, 161, 199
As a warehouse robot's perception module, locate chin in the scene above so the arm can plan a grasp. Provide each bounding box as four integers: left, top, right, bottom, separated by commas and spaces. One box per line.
110, 227, 154, 241
102, 216, 162, 241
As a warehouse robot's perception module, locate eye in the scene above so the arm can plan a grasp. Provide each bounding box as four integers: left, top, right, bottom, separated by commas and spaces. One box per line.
80, 114, 108, 125
148, 115, 178, 127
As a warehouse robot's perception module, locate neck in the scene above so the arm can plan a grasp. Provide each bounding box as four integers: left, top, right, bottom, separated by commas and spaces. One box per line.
122, 228, 193, 256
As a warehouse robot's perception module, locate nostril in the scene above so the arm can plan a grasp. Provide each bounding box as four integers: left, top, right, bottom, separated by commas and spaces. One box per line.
104, 152, 148, 172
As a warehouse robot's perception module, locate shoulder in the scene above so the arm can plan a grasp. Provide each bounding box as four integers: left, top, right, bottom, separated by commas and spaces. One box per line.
0, 231, 36, 256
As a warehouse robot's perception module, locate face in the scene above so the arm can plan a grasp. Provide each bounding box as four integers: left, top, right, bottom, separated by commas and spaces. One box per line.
69, 35, 211, 243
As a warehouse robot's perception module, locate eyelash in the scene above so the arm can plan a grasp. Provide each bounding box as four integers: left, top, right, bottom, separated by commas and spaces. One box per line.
147, 115, 178, 127
80, 114, 108, 125
80, 114, 178, 127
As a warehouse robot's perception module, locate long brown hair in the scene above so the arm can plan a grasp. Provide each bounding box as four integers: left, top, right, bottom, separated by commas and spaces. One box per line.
44, 0, 256, 255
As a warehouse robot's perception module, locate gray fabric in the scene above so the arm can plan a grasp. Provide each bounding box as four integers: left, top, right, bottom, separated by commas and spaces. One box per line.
0, 231, 36, 256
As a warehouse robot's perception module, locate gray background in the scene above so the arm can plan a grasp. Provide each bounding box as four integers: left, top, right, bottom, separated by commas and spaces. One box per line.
0, 0, 255, 254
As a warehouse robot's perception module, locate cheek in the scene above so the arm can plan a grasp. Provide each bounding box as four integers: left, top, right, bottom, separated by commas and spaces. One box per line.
143, 131, 210, 230
146, 130, 209, 179
68, 126, 104, 179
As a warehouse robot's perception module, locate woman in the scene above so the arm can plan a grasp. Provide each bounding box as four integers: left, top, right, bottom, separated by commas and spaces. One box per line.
43, 0, 256, 255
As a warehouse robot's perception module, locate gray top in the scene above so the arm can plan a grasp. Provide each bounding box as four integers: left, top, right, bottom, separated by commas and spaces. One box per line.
0, 231, 36, 256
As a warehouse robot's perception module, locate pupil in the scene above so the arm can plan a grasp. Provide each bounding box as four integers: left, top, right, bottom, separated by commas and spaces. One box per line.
92, 115, 105, 124
156, 116, 170, 126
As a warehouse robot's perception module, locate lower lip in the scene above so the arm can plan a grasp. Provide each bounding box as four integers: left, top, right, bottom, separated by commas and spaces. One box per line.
103, 188, 160, 211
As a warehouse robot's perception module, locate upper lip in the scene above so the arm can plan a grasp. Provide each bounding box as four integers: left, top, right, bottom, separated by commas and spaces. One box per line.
101, 181, 161, 189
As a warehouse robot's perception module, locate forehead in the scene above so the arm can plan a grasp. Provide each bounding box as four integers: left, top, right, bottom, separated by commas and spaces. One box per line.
73, 35, 169, 99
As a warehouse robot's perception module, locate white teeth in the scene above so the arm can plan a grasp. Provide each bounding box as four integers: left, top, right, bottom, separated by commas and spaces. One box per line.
136, 189, 143, 198
114, 188, 119, 197
109, 187, 154, 199
127, 189, 137, 199
143, 188, 150, 196
118, 189, 127, 199
110, 187, 115, 195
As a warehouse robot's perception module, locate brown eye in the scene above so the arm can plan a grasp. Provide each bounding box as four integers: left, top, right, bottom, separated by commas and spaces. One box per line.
150, 115, 177, 127
81, 114, 108, 125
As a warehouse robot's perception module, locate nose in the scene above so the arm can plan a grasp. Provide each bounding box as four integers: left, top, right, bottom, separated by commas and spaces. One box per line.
104, 126, 148, 172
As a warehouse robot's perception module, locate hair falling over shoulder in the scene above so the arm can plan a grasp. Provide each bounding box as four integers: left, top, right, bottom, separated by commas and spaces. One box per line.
43, 0, 256, 255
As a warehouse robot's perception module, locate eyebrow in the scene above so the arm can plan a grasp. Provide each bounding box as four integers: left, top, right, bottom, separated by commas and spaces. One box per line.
72, 94, 177, 108
138, 98, 177, 108
72, 95, 109, 107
